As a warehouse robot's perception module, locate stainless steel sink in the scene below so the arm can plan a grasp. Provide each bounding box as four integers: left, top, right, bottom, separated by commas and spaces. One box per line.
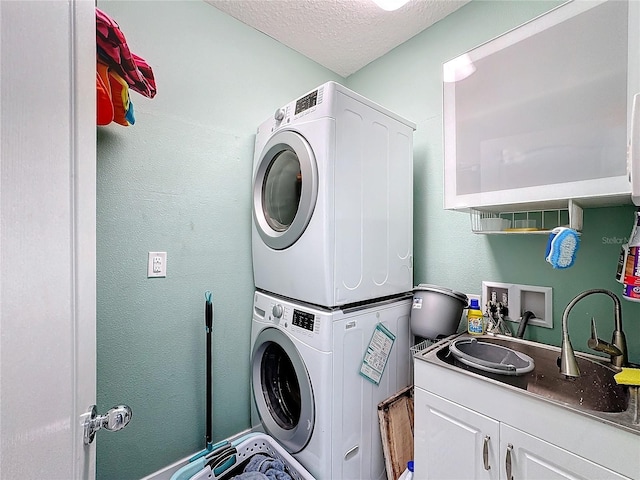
428, 334, 632, 416
436, 335, 628, 412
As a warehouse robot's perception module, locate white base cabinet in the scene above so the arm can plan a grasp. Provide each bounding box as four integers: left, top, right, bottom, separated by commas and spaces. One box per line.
415, 388, 498, 479
500, 424, 630, 480
414, 356, 639, 480
415, 388, 633, 480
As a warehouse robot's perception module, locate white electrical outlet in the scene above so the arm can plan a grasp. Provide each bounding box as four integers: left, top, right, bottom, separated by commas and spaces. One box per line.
147, 252, 167, 278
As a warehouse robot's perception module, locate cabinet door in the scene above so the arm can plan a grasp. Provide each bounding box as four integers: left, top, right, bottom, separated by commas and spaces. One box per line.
414, 388, 499, 480
443, 0, 638, 210
500, 424, 632, 480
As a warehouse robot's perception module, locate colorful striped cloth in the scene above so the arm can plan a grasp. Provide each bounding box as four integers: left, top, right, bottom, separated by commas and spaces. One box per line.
96, 7, 156, 99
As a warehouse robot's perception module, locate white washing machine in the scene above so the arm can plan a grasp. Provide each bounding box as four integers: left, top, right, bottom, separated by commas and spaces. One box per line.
252, 81, 416, 308
250, 290, 412, 480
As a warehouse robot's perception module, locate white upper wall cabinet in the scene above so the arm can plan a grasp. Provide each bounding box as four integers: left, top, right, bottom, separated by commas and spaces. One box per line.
443, 0, 640, 212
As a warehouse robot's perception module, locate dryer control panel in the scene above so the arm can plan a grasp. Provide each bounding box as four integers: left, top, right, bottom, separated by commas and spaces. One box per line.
295, 90, 318, 115
293, 85, 325, 120
268, 84, 328, 133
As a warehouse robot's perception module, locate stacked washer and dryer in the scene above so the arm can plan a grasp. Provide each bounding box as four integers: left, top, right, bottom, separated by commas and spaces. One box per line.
249, 82, 416, 480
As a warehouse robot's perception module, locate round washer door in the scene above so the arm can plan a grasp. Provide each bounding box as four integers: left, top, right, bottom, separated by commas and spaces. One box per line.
253, 130, 318, 250
251, 327, 314, 453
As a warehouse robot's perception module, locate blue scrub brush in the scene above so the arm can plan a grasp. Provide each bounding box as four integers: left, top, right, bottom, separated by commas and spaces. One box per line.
545, 227, 580, 269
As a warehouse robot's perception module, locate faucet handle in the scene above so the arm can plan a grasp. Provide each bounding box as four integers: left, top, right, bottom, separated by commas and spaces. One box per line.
588, 317, 599, 344
587, 318, 623, 356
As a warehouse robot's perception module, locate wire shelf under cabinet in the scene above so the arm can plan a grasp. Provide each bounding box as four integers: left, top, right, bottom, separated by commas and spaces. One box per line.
470, 201, 583, 234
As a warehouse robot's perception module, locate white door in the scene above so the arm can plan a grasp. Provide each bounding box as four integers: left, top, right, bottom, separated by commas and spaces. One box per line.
1, 1, 97, 478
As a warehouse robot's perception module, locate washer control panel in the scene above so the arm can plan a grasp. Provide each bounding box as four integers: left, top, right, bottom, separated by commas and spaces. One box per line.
265, 299, 321, 337
292, 309, 315, 332
255, 292, 331, 351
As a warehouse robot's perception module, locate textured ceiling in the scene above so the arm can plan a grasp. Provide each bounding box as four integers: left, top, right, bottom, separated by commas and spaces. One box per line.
206, 0, 470, 77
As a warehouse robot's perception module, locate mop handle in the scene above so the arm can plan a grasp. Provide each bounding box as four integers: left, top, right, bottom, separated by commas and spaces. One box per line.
205, 291, 213, 449
205, 293, 213, 332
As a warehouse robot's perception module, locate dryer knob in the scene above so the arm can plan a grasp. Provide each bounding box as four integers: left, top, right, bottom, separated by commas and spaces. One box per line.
274, 108, 285, 122
272, 304, 284, 319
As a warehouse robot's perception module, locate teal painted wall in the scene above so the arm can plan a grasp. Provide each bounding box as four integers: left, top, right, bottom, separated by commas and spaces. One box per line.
96, 1, 640, 479
96, 2, 340, 478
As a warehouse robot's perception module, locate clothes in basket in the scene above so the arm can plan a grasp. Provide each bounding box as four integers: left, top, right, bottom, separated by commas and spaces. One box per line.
170, 433, 314, 480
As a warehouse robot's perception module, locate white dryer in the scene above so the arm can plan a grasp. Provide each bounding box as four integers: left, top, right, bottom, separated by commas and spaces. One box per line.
250, 290, 412, 480
252, 82, 416, 308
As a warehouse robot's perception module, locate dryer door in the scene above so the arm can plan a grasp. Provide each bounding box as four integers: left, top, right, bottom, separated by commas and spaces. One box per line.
253, 130, 318, 250
251, 327, 314, 453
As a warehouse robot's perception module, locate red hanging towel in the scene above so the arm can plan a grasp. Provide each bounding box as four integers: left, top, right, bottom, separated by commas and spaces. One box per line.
96, 7, 156, 99
96, 69, 114, 126
97, 60, 135, 127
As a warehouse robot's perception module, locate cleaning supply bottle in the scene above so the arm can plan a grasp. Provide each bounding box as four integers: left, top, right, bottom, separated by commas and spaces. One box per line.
397, 460, 414, 480
467, 299, 485, 335
623, 210, 640, 301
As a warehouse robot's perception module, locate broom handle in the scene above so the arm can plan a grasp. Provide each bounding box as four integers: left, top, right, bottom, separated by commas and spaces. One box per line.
205, 295, 213, 448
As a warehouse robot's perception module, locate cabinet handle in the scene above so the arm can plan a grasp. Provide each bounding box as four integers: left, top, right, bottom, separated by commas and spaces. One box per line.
482, 435, 491, 470
505, 443, 514, 480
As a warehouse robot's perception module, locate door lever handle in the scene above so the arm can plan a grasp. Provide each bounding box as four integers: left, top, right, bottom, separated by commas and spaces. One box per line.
82, 404, 132, 445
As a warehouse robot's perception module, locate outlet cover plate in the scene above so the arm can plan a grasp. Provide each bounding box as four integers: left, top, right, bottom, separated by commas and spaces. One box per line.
148, 252, 167, 278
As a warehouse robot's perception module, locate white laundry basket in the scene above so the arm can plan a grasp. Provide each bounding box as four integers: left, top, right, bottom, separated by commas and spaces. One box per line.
171, 433, 315, 480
